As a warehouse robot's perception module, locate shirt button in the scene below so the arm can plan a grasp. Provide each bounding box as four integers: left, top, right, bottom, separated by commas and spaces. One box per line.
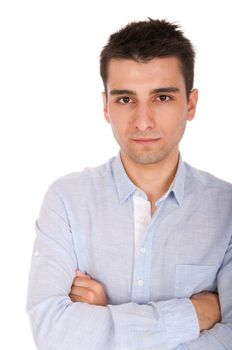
140, 247, 146, 254
33, 250, 40, 257
137, 279, 144, 286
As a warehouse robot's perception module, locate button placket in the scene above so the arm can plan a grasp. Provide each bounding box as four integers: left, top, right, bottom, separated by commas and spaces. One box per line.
132, 194, 152, 303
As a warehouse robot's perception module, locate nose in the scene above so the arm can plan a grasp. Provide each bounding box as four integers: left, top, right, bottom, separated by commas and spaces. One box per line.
133, 102, 156, 131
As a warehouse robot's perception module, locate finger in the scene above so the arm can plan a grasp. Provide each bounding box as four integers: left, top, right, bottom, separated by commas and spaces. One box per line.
70, 285, 89, 297
69, 293, 86, 303
73, 278, 97, 288
70, 285, 96, 304
76, 270, 91, 279
72, 277, 89, 287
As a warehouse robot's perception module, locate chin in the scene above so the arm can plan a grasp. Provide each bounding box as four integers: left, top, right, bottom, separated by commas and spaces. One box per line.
127, 151, 166, 165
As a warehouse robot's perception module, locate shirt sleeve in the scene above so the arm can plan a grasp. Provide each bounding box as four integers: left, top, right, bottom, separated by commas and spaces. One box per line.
26, 185, 199, 350
181, 235, 232, 350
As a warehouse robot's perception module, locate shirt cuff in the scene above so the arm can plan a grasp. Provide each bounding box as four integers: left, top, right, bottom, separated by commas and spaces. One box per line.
157, 298, 200, 346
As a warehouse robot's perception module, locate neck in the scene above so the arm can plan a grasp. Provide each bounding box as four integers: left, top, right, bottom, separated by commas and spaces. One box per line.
120, 149, 179, 202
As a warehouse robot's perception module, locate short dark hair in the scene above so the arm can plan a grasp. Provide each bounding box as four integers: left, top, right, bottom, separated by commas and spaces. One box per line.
100, 18, 195, 97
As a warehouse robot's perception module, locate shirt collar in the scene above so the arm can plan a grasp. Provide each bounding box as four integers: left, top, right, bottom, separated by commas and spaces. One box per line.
112, 152, 137, 204
112, 152, 186, 206
164, 154, 186, 206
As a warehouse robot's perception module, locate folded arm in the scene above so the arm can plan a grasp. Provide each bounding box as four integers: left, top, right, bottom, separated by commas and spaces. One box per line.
69, 259, 231, 350
27, 185, 200, 350
182, 235, 232, 350
70, 271, 221, 332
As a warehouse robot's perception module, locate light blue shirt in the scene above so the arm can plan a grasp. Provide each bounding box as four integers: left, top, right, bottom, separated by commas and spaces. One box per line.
27, 153, 232, 350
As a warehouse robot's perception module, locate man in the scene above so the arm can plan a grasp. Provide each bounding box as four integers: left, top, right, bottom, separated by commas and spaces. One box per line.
27, 19, 232, 349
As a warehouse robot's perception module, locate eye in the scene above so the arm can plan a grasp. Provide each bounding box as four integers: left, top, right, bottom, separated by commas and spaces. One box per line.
117, 96, 132, 104
157, 95, 171, 102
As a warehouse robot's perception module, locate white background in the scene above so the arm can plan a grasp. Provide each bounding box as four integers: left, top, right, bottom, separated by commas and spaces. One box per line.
0, 0, 232, 348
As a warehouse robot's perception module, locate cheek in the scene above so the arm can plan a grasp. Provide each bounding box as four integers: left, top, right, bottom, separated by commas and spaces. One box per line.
168, 117, 187, 141
108, 113, 128, 136
158, 111, 187, 138
110, 121, 125, 140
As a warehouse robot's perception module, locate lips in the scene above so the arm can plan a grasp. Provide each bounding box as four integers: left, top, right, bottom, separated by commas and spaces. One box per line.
131, 138, 161, 145
132, 138, 158, 142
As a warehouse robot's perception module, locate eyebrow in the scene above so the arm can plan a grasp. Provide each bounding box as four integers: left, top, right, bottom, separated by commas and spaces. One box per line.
109, 87, 180, 96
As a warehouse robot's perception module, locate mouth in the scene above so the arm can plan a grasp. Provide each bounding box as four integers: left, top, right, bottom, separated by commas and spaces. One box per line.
131, 138, 161, 145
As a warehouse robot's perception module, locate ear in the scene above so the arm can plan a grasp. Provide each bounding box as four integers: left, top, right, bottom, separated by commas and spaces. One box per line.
187, 88, 198, 121
102, 92, 110, 123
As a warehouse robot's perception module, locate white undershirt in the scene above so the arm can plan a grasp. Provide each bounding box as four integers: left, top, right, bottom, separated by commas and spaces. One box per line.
133, 192, 151, 257
133, 187, 172, 257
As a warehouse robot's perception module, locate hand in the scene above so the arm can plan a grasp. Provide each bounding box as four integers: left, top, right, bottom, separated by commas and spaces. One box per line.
191, 291, 221, 331
69, 270, 108, 306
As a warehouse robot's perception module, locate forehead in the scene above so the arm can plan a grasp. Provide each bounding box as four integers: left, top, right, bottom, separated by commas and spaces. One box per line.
107, 57, 185, 90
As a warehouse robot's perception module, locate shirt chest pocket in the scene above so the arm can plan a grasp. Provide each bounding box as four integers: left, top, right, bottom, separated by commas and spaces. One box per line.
175, 264, 219, 298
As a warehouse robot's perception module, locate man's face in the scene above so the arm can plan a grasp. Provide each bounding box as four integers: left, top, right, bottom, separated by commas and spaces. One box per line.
103, 57, 198, 165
